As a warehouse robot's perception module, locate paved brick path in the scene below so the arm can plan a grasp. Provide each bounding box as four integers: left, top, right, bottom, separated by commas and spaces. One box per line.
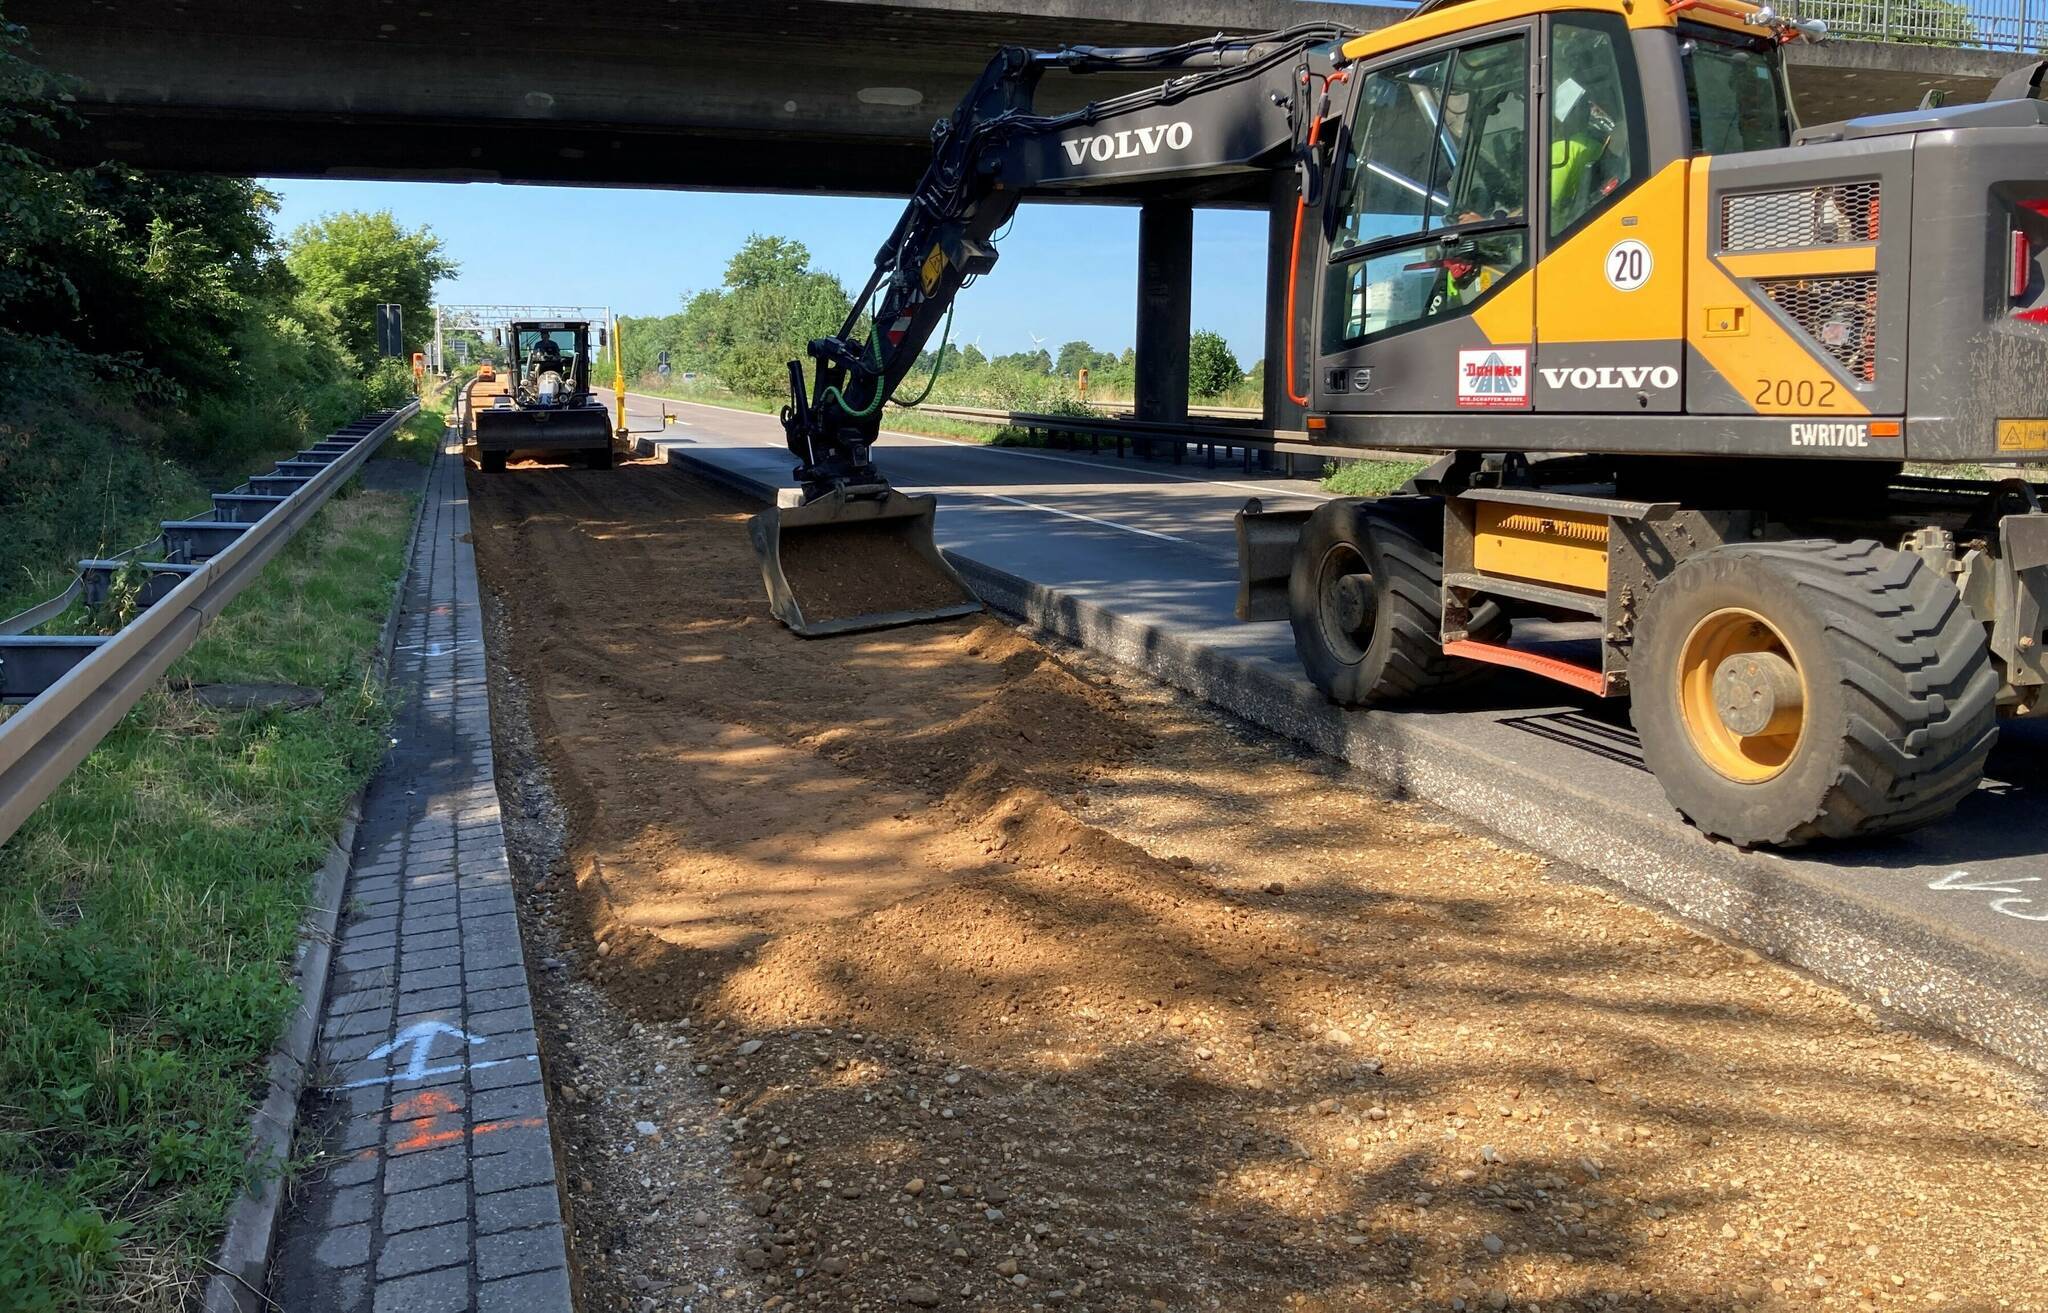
269, 446, 572, 1312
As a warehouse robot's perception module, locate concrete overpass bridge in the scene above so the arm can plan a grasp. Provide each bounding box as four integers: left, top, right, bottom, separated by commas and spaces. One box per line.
14, 0, 2037, 421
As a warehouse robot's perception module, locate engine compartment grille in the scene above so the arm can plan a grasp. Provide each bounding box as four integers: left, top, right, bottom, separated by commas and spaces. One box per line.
1722, 182, 1881, 251
1759, 275, 1879, 381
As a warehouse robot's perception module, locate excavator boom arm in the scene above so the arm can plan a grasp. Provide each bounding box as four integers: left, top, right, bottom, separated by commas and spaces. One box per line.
781, 24, 1355, 496
754, 23, 1354, 640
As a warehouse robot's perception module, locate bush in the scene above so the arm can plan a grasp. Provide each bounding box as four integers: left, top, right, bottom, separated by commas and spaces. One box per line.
1188, 329, 1243, 399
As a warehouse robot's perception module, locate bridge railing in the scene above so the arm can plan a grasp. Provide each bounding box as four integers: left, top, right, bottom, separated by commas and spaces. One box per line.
1798, 0, 2045, 53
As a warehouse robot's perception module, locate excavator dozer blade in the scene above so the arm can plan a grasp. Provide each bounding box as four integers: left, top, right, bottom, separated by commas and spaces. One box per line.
749, 484, 982, 638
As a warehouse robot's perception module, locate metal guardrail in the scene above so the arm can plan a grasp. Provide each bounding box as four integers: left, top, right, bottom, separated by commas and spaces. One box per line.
0, 402, 419, 847
912, 404, 1410, 477
1801, 0, 2048, 52
921, 400, 1261, 423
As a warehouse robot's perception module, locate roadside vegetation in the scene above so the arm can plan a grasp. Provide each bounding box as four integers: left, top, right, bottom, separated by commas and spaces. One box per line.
0, 12, 449, 617
615, 233, 1265, 420
1321, 456, 1430, 496
1, 9, 458, 1306
0, 451, 426, 1310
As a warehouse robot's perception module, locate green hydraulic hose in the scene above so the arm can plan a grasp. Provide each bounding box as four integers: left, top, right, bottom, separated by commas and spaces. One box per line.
891, 301, 956, 409
820, 288, 889, 418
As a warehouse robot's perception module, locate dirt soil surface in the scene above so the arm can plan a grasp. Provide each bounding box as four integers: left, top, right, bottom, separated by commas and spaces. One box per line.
468, 457, 2048, 1313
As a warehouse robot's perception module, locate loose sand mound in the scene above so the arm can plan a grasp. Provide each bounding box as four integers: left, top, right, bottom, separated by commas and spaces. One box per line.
470, 459, 2048, 1313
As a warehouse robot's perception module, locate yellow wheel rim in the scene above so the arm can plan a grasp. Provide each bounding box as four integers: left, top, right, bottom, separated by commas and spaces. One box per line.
1677, 607, 1807, 784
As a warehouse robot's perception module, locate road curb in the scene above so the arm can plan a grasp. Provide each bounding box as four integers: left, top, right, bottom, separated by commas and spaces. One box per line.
656, 442, 2048, 1079
202, 447, 437, 1313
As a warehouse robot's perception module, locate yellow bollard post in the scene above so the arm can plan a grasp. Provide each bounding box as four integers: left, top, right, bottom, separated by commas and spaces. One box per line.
611, 313, 628, 443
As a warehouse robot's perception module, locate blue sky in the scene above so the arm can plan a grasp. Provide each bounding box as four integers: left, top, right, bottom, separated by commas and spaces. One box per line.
263, 181, 1273, 364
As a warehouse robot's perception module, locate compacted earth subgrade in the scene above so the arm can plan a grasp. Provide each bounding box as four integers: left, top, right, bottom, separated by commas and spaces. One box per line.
467, 457, 2048, 1313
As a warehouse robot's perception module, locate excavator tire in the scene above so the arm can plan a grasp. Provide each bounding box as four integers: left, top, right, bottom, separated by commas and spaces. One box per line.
1288, 495, 1504, 706
1630, 539, 1998, 848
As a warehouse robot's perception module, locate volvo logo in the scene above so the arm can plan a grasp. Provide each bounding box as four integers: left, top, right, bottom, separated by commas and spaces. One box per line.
1060, 122, 1194, 167
1539, 365, 1679, 391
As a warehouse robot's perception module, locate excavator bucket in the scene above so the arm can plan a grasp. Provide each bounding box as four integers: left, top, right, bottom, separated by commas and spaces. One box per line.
749, 484, 982, 638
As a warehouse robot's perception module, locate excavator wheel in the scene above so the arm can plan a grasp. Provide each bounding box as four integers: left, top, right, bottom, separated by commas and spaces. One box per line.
1288, 496, 1504, 706
1630, 539, 1998, 847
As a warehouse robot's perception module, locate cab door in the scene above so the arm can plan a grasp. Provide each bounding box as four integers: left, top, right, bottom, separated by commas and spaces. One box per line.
1531, 11, 1685, 413
1315, 25, 1537, 416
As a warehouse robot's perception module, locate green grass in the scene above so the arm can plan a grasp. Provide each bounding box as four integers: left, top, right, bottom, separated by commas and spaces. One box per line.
387, 395, 451, 466
1319, 457, 1430, 497
0, 473, 421, 1310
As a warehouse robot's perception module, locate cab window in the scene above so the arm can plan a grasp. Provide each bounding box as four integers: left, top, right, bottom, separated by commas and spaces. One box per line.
1325, 34, 1530, 348
1683, 25, 1792, 154
1548, 16, 1637, 238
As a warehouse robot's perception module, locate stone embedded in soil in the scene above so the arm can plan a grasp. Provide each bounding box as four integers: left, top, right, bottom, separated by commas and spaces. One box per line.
903, 1286, 941, 1308
736, 1039, 764, 1056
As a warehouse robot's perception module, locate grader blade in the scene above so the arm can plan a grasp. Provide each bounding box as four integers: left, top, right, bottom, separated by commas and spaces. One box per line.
749, 485, 981, 638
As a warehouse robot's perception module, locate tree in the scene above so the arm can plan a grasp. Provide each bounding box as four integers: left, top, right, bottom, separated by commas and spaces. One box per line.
646, 234, 856, 398
990, 348, 1052, 374
1188, 329, 1242, 399
724, 234, 819, 292
1055, 340, 1117, 378
956, 343, 987, 369
285, 210, 456, 367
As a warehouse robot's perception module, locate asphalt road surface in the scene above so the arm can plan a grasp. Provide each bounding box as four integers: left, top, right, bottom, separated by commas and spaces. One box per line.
609, 389, 2048, 1071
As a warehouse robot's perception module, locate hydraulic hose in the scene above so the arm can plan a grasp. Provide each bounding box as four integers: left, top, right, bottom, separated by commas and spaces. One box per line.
892, 302, 957, 408
820, 314, 887, 419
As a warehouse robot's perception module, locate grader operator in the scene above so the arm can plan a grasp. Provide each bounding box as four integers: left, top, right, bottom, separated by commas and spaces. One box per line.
753, 0, 2048, 848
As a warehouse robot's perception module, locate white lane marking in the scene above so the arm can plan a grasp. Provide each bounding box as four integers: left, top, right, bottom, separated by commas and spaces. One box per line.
883, 429, 1336, 504
624, 392, 1336, 504
933, 490, 1196, 546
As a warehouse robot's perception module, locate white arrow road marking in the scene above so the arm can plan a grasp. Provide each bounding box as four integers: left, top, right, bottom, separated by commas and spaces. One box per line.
330, 1053, 538, 1093
1926, 870, 2039, 895
367, 1020, 483, 1080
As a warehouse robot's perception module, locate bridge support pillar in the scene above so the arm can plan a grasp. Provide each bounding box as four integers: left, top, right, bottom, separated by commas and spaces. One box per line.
1264, 173, 1311, 434
1134, 201, 1191, 424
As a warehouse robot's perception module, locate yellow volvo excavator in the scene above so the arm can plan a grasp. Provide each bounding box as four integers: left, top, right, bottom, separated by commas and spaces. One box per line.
755, 0, 2048, 848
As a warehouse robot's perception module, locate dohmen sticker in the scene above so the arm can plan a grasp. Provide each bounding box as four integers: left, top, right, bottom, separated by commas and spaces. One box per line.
1457, 348, 1529, 409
